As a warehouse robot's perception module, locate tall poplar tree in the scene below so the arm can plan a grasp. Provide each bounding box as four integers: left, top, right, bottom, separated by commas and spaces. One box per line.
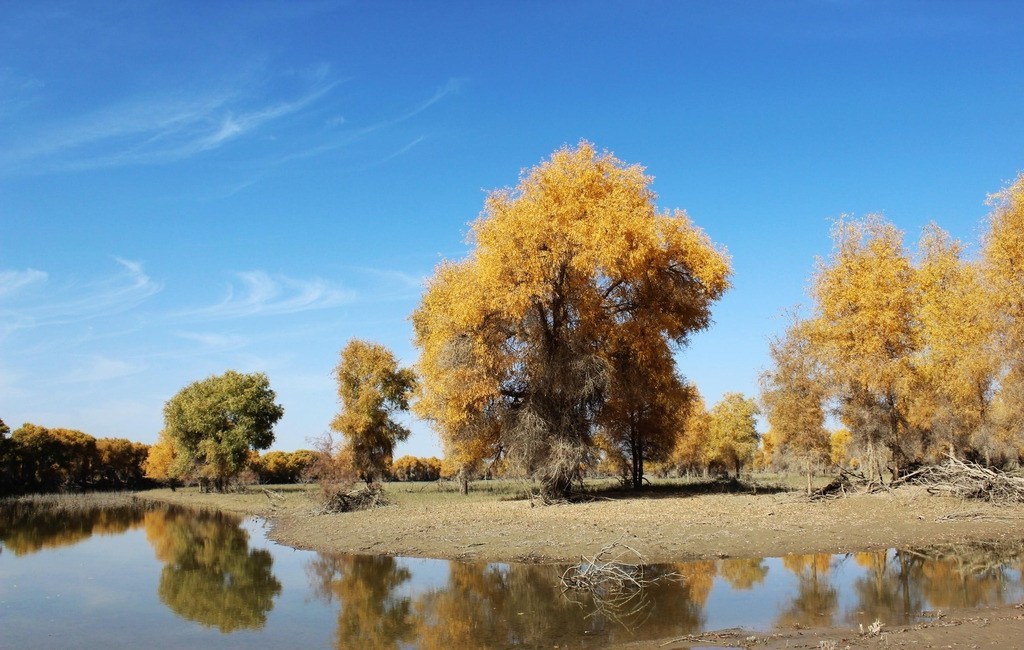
807, 215, 919, 481
413, 142, 731, 499
331, 339, 416, 484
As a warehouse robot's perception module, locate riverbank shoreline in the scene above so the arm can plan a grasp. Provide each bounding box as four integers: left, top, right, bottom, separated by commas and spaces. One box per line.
136, 482, 1024, 565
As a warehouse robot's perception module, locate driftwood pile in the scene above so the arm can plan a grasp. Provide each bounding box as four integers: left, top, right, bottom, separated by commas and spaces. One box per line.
811, 455, 1024, 503
907, 455, 1024, 503
314, 484, 389, 514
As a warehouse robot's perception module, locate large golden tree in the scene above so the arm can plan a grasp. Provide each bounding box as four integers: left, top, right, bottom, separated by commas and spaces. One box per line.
412, 142, 730, 498
807, 215, 918, 481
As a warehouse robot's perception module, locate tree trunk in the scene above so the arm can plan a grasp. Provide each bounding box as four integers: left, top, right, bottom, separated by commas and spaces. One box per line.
458, 466, 469, 495
630, 431, 643, 490
805, 458, 812, 496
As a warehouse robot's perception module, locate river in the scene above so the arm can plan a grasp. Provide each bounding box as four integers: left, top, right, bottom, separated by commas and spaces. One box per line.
1, 500, 1022, 648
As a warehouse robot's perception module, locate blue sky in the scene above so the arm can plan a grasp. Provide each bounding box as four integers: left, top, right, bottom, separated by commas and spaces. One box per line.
2, 1, 1023, 456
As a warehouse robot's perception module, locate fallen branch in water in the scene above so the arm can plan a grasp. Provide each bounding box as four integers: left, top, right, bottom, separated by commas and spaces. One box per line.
559, 539, 678, 626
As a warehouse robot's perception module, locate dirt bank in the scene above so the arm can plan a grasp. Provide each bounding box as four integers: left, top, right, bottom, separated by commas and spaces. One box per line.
141, 483, 1024, 564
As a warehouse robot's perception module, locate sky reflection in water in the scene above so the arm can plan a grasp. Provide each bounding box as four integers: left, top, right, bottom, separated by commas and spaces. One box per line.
1, 502, 1022, 649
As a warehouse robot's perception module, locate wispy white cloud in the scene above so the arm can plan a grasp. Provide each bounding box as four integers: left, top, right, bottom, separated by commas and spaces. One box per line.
180, 271, 354, 320
0, 258, 161, 337
267, 78, 464, 165
356, 266, 426, 292
0, 268, 47, 297
62, 355, 146, 384
0, 67, 44, 119
0, 67, 341, 176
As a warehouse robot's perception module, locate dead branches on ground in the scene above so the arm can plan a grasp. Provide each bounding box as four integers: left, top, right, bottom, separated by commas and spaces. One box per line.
907, 455, 1024, 503
313, 483, 389, 514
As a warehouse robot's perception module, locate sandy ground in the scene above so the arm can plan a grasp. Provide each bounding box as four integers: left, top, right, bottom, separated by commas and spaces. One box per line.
623, 603, 1024, 649
257, 487, 1024, 564
139, 485, 1024, 649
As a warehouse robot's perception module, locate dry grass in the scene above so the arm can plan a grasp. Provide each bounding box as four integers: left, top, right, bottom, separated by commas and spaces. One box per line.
1, 491, 142, 512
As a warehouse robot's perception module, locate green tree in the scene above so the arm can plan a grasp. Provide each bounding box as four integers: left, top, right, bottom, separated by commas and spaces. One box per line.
146, 506, 282, 631
331, 339, 416, 484
0, 418, 12, 495
162, 370, 284, 491
707, 393, 760, 477
413, 142, 730, 499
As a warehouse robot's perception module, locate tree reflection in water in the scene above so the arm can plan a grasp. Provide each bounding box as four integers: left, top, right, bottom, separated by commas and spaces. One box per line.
143, 506, 282, 632
307, 556, 706, 648
4, 499, 1024, 644
719, 557, 769, 590
777, 554, 838, 628
307, 554, 415, 649
849, 542, 1024, 625
0, 501, 145, 556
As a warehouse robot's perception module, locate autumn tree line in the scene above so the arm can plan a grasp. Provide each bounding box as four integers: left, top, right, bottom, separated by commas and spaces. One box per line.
762, 175, 1024, 487
5, 143, 1024, 499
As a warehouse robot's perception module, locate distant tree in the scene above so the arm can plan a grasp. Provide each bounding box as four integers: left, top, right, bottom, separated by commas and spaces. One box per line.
144, 433, 179, 484
162, 370, 284, 491
598, 341, 690, 489
331, 339, 416, 484
830, 428, 854, 468
668, 387, 711, 476
9, 423, 98, 492
252, 449, 320, 484
760, 317, 829, 493
413, 142, 730, 500
390, 455, 442, 482
706, 393, 760, 477
95, 438, 150, 489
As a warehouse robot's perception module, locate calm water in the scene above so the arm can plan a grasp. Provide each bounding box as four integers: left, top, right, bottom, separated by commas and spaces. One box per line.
1, 501, 1022, 649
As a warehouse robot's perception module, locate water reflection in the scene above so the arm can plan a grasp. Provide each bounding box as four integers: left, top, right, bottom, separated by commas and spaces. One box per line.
0, 500, 145, 555
776, 554, 838, 628
308, 555, 706, 648
145, 506, 282, 632
2, 500, 1024, 648
308, 554, 415, 648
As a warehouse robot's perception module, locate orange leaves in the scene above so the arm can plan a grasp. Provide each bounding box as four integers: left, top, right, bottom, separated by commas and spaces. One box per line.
413, 142, 731, 495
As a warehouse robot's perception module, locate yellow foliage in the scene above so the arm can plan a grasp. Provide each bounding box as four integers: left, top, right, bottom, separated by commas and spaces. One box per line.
413, 142, 730, 497
706, 392, 759, 476
143, 433, 178, 482
829, 428, 853, 467
807, 215, 919, 478
331, 339, 415, 483
760, 317, 829, 467
669, 386, 711, 472
915, 224, 999, 459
